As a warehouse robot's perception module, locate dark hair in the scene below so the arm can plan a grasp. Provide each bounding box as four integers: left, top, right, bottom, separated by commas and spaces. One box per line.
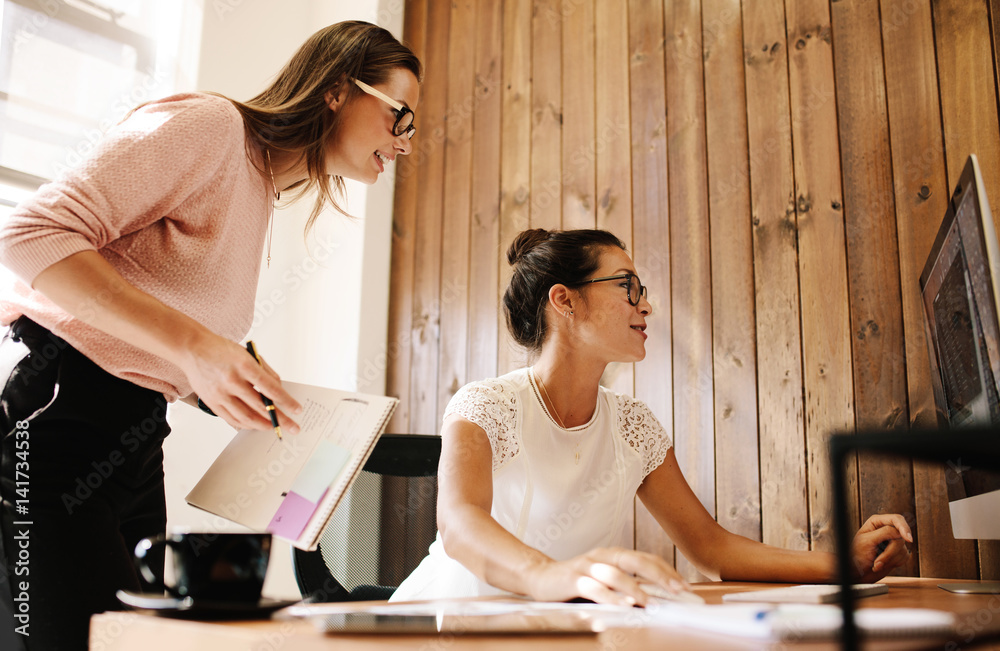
228, 21, 422, 235
503, 228, 627, 351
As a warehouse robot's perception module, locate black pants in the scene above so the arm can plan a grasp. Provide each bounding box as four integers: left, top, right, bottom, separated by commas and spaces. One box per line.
0, 318, 170, 651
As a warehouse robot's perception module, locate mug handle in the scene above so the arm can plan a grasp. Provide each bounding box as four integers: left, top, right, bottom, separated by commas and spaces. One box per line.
134, 535, 177, 596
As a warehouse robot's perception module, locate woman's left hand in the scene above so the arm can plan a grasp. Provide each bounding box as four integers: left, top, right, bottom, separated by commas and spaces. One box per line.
851, 513, 913, 582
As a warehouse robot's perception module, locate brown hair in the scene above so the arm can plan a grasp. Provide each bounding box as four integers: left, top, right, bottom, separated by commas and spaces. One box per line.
228, 21, 421, 235
503, 228, 627, 352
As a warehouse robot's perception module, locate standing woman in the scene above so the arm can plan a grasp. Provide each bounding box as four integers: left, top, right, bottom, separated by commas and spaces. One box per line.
0, 21, 420, 650
392, 228, 912, 605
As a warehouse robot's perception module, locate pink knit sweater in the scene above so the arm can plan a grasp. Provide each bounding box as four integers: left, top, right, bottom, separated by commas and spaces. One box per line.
0, 93, 271, 400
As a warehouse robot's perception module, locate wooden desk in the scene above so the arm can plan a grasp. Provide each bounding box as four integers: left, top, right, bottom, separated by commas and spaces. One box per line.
89, 577, 1000, 650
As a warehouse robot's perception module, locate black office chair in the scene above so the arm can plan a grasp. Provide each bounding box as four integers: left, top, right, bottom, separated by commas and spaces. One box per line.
290, 433, 441, 602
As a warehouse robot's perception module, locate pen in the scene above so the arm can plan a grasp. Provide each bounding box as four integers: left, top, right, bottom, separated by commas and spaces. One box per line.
245, 340, 282, 440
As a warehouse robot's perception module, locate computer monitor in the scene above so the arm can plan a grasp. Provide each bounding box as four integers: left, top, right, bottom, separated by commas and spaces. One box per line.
920, 154, 1000, 558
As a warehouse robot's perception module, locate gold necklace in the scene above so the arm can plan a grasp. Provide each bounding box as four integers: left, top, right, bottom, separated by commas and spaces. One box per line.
264, 149, 279, 268
533, 369, 567, 429
533, 368, 585, 464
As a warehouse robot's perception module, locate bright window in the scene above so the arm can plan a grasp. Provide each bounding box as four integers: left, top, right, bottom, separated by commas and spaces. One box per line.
0, 0, 200, 193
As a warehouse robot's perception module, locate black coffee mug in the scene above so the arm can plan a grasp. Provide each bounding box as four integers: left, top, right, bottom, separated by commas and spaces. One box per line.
134, 532, 271, 602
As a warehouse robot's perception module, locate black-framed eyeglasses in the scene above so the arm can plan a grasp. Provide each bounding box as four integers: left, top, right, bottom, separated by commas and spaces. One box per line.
568, 273, 648, 306
353, 78, 416, 139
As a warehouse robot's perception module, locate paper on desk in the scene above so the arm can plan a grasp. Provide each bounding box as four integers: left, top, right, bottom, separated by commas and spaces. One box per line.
643, 603, 957, 640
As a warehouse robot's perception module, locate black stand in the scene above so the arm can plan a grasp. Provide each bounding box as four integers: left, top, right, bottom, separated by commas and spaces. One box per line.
829, 427, 1000, 651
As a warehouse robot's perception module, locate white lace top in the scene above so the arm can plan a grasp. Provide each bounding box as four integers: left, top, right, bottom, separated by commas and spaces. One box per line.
390, 367, 673, 601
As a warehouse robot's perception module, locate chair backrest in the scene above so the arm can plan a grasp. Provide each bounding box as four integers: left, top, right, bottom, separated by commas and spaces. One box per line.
290, 433, 441, 601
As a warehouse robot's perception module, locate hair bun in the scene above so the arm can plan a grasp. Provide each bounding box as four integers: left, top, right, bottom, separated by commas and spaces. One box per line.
506, 228, 551, 265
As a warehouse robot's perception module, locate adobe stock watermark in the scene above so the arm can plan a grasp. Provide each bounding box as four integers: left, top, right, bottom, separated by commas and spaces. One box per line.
60, 398, 171, 514
354, 277, 466, 393
50, 65, 170, 179
10, 0, 62, 55
251, 231, 343, 329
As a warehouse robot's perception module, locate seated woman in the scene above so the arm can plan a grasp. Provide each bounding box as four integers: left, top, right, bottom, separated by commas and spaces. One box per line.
391, 228, 912, 606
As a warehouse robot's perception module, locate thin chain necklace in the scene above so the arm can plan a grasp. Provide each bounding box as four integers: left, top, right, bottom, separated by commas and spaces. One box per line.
532, 368, 586, 464
264, 149, 280, 268
533, 368, 568, 429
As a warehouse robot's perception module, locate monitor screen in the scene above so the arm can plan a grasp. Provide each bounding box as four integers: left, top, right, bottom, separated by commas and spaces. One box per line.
920, 154, 1000, 540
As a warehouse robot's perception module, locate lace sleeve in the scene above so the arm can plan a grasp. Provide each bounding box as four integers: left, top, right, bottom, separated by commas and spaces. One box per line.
443, 379, 520, 471
615, 394, 673, 478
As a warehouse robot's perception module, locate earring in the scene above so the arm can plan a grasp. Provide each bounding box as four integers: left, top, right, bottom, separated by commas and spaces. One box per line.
566, 311, 573, 317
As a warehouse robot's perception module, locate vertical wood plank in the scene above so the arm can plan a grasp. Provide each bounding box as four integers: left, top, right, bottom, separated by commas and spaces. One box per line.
629, 0, 674, 565
881, 0, 977, 579
831, 0, 919, 576
784, 0, 858, 552
530, 0, 562, 230
743, 0, 809, 552
595, 2, 635, 550
408, 0, 450, 437
467, 0, 503, 386
499, 0, 534, 375
386, 0, 428, 433
596, 0, 635, 405
561, 0, 597, 229
932, 0, 1000, 581
664, 0, 714, 582
703, 0, 761, 544
436, 0, 475, 420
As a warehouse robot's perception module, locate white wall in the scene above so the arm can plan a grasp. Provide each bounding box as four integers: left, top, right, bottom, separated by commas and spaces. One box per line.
163, 0, 402, 599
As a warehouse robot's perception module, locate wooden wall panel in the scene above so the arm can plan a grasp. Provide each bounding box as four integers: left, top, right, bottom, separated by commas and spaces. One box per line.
932, 0, 1000, 581
881, 0, 977, 579
389, 0, 1000, 581
742, 0, 809, 552
831, 0, 919, 576
785, 0, 857, 553
436, 0, 475, 420
629, 0, 675, 567
530, 0, 562, 231
409, 0, 449, 437
561, 0, 597, 230
665, 0, 715, 582
466, 0, 503, 386
385, 0, 427, 434
498, 0, 533, 375
595, 0, 635, 404
703, 0, 761, 544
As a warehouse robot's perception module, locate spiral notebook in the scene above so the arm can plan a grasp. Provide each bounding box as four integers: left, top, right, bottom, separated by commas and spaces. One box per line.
185, 382, 397, 550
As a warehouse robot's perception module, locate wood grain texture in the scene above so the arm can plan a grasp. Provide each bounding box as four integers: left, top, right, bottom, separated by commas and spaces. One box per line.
561, 0, 597, 230
742, 0, 809, 552
665, 0, 715, 582
703, 0, 761, 544
932, 0, 1000, 581
385, 0, 428, 433
436, 0, 475, 420
467, 0, 503, 386
407, 0, 450, 437
629, 0, 674, 565
498, 0, 534, 375
784, 0, 857, 553
831, 0, 918, 576
881, 0, 977, 579
595, 1, 636, 549
530, 0, 563, 231
386, 0, 1000, 579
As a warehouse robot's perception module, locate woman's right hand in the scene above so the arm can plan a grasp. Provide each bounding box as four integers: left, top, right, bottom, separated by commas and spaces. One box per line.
526, 546, 689, 607
180, 331, 302, 434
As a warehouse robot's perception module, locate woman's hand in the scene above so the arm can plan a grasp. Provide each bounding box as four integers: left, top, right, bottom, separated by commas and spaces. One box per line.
526, 547, 689, 607
180, 331, 302, 434
851, 514, 913, 583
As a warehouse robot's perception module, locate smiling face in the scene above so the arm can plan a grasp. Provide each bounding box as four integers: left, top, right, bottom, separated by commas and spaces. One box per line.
324, 67, 421, 184
573, 246, 652, 363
